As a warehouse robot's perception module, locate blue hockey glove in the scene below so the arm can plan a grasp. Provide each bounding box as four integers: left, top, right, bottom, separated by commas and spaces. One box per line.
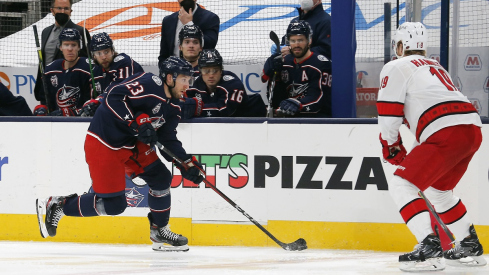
180, 97, 203, 119
33, 105, 48, 116
48, 109, 63, 116
174, 156, 205, 184
262, 53, 283, 81
81, 99, 101, 117
129, 112, 157, 148
279, 98, 302, 116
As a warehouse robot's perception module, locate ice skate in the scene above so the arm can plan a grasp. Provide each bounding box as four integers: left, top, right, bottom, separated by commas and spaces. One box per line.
36, 195, 74, 238
148, 213, 189, 252
399, 234, 445, 272
444, 225, 487, 267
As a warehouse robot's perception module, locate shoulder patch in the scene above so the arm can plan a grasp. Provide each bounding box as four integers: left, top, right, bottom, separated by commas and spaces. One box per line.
223, 75, 234, 81
114, 55, 125, 62
152, 75, 162, 86
317, 55, 329, 62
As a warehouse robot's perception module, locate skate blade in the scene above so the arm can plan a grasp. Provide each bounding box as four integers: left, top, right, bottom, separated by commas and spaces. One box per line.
399, 258, 445, 272
446, 255, 487, 267
35, 199, 49, 238
152, 243, 189, 252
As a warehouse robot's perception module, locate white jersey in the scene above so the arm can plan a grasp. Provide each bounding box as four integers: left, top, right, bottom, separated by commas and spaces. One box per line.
377, 55, 481, 144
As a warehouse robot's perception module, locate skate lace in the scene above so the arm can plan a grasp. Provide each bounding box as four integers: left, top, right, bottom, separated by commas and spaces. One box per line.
447, 240, 477, 256
50, 207, 64, 227
159, 226, 180, 241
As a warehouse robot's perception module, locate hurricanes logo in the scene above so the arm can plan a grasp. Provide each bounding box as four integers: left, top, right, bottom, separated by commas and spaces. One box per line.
80, 2, 181, 41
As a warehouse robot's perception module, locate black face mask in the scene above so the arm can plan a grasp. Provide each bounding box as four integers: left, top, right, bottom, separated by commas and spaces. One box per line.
180, 0, 195, 13
55, 13, 69, 26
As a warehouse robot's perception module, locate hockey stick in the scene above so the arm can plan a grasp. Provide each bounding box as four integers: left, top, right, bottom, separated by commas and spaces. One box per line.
83, 20, 97, 99
267, 31, 281, 118
33, 25, 52, 113
156, 141, 307, 251
418, 190, 455, 242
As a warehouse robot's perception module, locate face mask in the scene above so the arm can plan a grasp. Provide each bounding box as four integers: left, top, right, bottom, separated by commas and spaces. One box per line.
300, 0, 315, 11
180, 0, 195, 13
55, 13, 69, 26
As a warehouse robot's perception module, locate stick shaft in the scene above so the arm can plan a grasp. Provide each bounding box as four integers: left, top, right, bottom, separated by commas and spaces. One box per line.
157, 142, 287, 248
33, 25, 52, 112
418, 190, 455, 242
83, 20, 97, 99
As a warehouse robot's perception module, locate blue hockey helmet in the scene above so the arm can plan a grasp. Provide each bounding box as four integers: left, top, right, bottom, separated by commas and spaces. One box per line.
179, 25, 204, 47
286, 20, 313, 44
198, 49, 223, 69
59, 28, 83, 49
90, 32, 113, 52
159, 56, 195, 83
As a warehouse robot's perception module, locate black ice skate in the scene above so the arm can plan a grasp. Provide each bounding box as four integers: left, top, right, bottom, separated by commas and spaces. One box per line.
36, 195, 75, 238
148, 213, 189, 252
399, 234, 445, 272
444, 225, 487, 267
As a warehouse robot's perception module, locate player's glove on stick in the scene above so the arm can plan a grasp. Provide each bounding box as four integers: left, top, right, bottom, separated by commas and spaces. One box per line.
262, 53, 283, 81
181, 97, 203, 119
81, 99, 101, 117
279, 98, 302, 116
174, 156, 205, 184
129, 112, 157, 148
33, 104, 48, 116
379, 133, 407, 165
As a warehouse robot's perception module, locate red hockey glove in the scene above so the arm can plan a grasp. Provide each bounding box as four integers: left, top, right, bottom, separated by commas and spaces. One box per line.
129, 112, 157, 148
380, 133, 407, 165
173, 156, 205, 184
81, 99, 101, 117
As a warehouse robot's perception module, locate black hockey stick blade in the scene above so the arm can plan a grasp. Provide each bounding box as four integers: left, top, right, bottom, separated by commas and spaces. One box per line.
269, 31, 281, 54
156, 141, 307, 251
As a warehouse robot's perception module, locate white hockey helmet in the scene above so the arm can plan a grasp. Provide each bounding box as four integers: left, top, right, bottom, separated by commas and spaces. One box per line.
394, 22, 428, 58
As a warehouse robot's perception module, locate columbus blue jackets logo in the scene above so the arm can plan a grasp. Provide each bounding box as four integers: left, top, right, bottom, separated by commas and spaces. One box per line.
50, 75, 58, 87
288, 82, 309, 98
56, 84, 81, 108
125, 187, 145, 207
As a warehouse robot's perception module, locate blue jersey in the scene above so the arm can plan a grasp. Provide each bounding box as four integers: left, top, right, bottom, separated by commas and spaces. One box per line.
279, 52, 332, 116
91, 53, 144, 95
186, 70, 265, 117
87, 72, 189, 161
43, 58, 92, 116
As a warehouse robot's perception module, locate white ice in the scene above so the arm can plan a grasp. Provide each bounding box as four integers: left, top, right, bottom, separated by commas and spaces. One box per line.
1, 241, 488, 275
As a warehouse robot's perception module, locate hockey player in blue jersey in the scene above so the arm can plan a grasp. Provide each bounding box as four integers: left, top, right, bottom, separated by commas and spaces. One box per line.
178, 25, 203, 72
36, 57, 205, 252
181, 49, 266, 118
33, 28, 92, 116
262, 21, 332, 117
81, 32, 144, 117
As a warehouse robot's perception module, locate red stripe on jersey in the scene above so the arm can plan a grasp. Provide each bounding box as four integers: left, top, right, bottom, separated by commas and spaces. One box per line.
400, 198, 428, 224
416, 101, 477, 141
438, 199, 467, 225
376, 101, 404, 117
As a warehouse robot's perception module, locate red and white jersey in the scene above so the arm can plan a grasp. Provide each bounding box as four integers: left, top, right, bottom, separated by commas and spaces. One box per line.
377, 55, 481, 144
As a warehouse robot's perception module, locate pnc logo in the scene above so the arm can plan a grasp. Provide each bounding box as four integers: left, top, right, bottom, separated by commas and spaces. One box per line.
464, 54, 482, 71
0, 71, 11, 90
79, 2, 180, 41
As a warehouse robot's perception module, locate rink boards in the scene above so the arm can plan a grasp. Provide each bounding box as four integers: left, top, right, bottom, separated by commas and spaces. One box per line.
0, 117, 488, 252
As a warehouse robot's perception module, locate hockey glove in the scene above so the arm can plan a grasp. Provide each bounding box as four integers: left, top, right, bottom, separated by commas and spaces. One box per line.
81, 99, 101, 117
379, 133, 407, 165
279, 98, 302, 116
174, 156, 205, 184
48, 109, 63, 116
262, 53, 283, 82
180, 97, 203, 119
129, 112, 158, 148
33, 104, 48, 116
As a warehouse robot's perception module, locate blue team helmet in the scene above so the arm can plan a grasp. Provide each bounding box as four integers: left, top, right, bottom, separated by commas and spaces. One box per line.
59, 28, 83, 49
90, 32, 113, 52
179, 25, 204, 47
286, 20, 313, 45
159, 56, 194, 81
198, 49, 223, 69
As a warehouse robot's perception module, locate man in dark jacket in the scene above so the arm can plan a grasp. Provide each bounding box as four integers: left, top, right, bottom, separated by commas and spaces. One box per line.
281, 0, 331, 60
158, 0, 219, 64
0, 82, 32, 116
33, 0, 91, 104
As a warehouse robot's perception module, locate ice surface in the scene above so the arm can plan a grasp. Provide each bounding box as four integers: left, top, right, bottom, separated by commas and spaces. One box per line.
1, 241, 488, 275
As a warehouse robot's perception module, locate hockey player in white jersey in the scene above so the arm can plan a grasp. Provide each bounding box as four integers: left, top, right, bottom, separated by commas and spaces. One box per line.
377, 22, 485, 272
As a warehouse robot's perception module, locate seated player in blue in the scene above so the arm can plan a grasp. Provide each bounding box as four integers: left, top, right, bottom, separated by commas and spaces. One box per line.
181, 49, 266, 118
33, 28, 92, 116
36, 57, 205, 252
262, 21, 332, 117
81, 32, 144, 117
178, 25, 203, 72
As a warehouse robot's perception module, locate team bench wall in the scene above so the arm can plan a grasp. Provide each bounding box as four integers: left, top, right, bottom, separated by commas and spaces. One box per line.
0, 117, 488, 252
